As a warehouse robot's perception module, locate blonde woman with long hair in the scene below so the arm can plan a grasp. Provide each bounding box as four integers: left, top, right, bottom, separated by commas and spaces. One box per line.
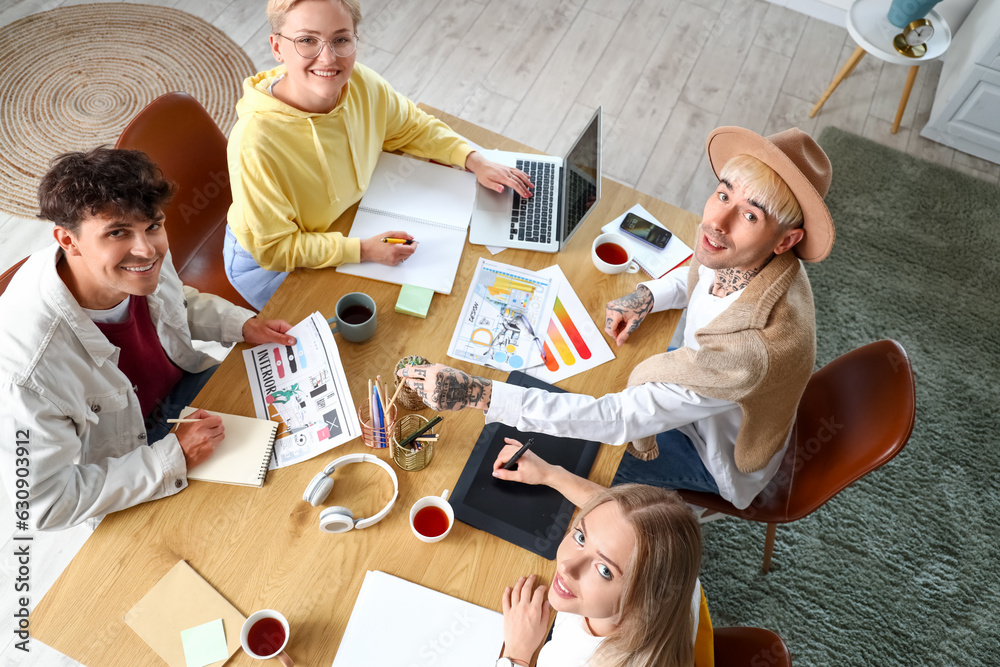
493, 440, 713, 667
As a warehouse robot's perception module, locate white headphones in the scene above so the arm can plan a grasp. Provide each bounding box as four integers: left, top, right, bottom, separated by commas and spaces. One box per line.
302, 453, 399, 533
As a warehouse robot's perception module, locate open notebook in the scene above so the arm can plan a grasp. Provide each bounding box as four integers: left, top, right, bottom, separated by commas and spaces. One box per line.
336, 152, 477, 294
332, 570, 503, 667
179, 407, 278, 487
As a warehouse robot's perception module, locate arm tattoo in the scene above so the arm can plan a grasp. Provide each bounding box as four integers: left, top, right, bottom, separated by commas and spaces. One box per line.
712, 258, 771, 297
607, 285, 654, 327
429, 369, 492, 411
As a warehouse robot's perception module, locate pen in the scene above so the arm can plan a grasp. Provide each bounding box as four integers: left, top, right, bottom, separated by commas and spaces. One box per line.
397, 415, 442, 449
502, 438, 535, 470
166, 418, 202, 424
381, 237, 414, 245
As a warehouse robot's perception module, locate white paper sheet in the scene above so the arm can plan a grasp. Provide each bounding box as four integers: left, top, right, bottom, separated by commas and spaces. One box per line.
332, 571, 503, 667
525, 264, 616, 384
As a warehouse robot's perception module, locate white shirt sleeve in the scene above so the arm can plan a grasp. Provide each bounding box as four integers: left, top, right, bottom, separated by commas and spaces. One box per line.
639, 268, 688, 313
486, 381, 735, 446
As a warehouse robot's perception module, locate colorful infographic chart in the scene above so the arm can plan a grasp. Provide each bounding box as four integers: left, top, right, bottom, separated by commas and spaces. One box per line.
448, 259, 556, 372
526, 265, 615, 384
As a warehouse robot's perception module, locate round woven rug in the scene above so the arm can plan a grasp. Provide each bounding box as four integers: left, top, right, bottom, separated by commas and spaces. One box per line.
0, 3, 256, 218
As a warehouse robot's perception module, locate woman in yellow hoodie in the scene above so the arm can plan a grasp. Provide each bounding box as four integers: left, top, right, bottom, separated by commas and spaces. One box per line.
225, 0, 532, 309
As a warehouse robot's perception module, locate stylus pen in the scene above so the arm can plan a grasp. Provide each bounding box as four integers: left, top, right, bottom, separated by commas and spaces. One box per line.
502, 438, 535, 471
397, 415, 442, 449
381, 237, 414, 245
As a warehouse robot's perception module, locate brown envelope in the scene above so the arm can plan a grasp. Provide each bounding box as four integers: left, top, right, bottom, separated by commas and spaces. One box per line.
124, 560, 245, 667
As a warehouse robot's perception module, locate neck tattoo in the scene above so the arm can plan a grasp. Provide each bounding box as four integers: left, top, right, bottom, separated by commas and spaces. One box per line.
712, 258, 771, 297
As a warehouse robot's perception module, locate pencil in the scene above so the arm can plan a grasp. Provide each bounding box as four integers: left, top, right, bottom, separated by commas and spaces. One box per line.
385, 379, 406, 413
368, 378, 375, 446
166, 418, 202, 424
381, 237, 414, 245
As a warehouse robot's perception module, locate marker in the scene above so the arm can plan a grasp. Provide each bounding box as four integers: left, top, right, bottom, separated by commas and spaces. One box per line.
397, 415, 442, 449
381, 237, 414, 245
502, 438, 535, 471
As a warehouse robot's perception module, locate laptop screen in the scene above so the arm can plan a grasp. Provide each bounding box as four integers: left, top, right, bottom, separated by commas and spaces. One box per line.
560, 107, 601, 248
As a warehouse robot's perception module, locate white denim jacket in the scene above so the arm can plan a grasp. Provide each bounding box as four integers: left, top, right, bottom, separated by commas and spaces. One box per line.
0, 244, 253, 530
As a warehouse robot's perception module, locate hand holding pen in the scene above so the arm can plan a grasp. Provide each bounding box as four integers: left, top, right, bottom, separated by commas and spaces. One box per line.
360, 231, 417, 266
492, 438, 553, 485
171, 409, 225, 469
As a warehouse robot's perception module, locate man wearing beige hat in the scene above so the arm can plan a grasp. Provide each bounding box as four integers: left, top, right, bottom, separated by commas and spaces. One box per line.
399, 126, 835, 513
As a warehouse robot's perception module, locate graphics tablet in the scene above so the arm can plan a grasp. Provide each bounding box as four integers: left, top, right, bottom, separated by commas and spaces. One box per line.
450, 371, 600, 559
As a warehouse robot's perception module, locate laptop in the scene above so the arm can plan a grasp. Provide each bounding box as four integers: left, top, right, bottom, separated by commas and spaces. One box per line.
469, 107, 602, 253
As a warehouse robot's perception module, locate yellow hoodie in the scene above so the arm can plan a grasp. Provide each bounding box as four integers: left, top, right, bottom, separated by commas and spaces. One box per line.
226, 63, 474, 272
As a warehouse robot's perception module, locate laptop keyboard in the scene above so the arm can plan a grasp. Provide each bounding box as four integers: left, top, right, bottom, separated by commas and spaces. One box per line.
510, 160, 554, 243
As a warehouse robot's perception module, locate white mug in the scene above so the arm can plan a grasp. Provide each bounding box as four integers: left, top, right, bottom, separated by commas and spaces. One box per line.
241, 610, 294, 666
409, 490, 455, 543
591, 233, 640, 274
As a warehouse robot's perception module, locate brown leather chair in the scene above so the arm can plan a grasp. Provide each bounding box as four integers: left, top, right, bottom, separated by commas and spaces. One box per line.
115, 92, 254, 310
681, 339, 916, 573
0, 257, 29, 297
714, 626, 792, 666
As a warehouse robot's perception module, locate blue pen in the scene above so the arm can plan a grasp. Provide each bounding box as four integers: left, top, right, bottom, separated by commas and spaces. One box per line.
373, 383, 386, 448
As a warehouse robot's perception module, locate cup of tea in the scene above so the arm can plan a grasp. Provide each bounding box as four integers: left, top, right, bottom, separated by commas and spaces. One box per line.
592, 233, 640, 274
241, 610, 294, 666
328, 292, 377, 343
409, 490, 454, 543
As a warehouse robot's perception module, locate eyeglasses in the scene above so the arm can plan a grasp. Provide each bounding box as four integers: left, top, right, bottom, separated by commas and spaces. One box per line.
518, 314, 547, 362
275, 33, 358, 59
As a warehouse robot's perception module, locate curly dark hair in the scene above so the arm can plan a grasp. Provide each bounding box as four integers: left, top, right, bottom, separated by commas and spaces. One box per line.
37, 147, 175, 234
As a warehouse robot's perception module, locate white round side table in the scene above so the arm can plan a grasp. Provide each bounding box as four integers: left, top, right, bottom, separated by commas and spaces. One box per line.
810, 0, 952, 133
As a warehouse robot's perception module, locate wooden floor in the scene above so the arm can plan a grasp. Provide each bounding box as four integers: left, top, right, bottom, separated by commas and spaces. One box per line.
0, 0, 996, 665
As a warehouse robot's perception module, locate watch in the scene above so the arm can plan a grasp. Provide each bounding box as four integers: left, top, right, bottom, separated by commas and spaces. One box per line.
496, 658, 529, 667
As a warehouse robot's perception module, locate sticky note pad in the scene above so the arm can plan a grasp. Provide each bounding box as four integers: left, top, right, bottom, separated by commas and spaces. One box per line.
181, 618, 230, 667
395, 284, 434, 318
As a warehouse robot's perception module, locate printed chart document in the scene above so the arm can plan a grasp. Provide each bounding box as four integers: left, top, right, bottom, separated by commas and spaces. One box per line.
332, 570, 503, 667
601, 203, 692, 279
337, 152, 477, 294
243, 312, 361, 469
525, 264, 616, 384
179, 407, 278, 487
448, 258, 558, 372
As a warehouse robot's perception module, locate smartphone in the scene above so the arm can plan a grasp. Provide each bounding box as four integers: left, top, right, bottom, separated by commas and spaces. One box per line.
619, 213, 671, 249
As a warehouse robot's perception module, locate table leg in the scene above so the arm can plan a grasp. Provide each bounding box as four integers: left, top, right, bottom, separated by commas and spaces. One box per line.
810, 46, 866, 118
892, 65, 920, 134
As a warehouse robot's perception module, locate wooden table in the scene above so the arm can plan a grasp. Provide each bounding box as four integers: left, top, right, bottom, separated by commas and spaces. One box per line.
31, 107, 699, 666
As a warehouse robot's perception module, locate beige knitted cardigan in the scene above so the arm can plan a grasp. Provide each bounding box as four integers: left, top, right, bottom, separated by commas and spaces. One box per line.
626, 251, 816, 473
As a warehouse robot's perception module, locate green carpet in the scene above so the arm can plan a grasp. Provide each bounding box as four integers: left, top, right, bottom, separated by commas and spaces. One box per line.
700, 127, 1000, 665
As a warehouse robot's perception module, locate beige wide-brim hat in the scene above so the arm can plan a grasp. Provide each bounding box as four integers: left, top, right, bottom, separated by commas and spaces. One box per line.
706, 126, 835, 263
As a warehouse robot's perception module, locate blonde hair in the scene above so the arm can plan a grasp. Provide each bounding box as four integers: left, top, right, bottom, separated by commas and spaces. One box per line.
266, 0, 362, 34
580, 485, 702, 667
719, 154, 803, 229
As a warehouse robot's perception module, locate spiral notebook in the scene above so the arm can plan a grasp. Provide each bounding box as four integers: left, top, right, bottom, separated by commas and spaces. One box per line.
179, 407, 278, 487
336, 152, 477, 294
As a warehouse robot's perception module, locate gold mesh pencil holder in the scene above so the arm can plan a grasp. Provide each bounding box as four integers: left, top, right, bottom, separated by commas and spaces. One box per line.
390, 414, 434, 471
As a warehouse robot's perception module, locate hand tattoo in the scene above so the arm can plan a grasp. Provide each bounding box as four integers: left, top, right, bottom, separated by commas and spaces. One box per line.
712, 259, 770, 297
412, 366, 492, 411
606, 285, 654, 335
